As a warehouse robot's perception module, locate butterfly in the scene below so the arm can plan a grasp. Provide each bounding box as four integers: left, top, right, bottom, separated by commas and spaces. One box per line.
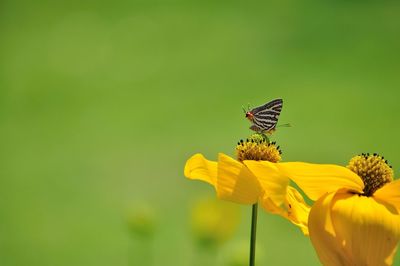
244, 99, 283, 133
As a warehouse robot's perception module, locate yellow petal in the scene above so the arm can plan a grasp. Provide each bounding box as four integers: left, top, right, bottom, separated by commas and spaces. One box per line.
216, 153, 262, 204
285, 186, 311, 235
260, 186, 310, 235
244, 160, 289, 207
276, 162, 364, 201
308, 192, 352, 266
331, 194, 400, 266
184, 153, 217, 186
374, 179, 400, 212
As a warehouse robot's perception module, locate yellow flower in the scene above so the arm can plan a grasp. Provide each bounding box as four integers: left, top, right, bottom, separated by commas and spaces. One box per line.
184, 134, 310, 234
249, 153, 400, 266
191, 198, 240, 247
126, 205, 156, 238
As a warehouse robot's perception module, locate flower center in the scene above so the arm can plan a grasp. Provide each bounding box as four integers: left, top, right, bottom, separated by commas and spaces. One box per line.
347, 153, 393, 196
236, 133, 282, 162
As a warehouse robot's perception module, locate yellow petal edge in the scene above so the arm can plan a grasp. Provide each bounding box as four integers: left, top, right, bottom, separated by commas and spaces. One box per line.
184, 153, 263, 205
331, 193, 400, 266
374, 179, 400, 212
184, 153, 217, 186
216, 153, 262, 204
308, 192, 352, 266
276, 162, 364, 200
244, 160, 289, 207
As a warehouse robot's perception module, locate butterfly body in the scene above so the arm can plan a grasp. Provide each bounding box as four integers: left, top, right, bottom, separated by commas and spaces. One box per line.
245, 99, 283, 133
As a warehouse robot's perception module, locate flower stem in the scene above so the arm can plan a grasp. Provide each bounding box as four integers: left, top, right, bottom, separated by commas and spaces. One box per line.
249, 203, 258, 266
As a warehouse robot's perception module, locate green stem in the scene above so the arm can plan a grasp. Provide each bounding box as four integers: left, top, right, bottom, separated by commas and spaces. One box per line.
249, 203, 258, 266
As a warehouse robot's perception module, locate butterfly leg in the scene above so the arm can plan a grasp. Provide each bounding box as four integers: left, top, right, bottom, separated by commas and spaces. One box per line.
250, 124, 262, 132
265, 128, 276, 135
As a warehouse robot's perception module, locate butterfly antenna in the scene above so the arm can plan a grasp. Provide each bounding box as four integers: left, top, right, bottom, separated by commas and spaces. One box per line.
242, 105, 247, 113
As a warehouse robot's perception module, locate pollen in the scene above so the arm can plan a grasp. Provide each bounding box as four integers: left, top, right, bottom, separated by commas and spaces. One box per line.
236, 133, 282, 162
347, 153, 393, 197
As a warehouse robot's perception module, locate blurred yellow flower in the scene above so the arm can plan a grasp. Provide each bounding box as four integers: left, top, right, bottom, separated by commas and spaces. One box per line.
191, 198, 240, 247
184, 134, 310, 234
223, 240, 264, 266
251, 153, 400, 266
126, 205, 156, 238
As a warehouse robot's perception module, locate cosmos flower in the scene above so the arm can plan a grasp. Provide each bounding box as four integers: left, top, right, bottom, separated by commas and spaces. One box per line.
247, 153, 400, 265
184, 134, 310, 234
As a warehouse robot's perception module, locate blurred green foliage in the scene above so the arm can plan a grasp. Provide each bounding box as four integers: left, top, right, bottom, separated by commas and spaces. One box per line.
1, 0, 400, 265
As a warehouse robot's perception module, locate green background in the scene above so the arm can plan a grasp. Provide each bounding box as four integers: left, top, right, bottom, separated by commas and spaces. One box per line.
1, 0, 400, 265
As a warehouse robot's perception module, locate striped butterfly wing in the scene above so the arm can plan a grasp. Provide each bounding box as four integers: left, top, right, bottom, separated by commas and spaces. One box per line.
251, 99, 283, 132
